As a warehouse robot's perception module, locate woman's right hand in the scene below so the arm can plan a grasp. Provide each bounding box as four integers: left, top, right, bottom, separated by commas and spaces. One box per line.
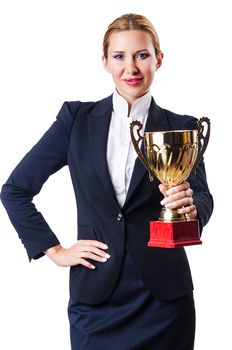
44, 241, 110, 269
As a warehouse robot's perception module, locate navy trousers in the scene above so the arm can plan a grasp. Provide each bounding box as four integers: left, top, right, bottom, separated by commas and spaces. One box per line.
68, 252, 195, 350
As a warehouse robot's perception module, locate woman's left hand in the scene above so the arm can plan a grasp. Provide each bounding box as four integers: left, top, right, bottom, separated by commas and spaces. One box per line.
159, 182, 198, 220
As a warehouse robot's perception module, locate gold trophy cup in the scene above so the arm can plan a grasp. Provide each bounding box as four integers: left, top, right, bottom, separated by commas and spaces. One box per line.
130, 117, 210, 248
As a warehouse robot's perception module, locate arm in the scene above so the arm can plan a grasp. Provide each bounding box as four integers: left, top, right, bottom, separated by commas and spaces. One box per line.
0, 102, 77, 261
1, 102, 111, 268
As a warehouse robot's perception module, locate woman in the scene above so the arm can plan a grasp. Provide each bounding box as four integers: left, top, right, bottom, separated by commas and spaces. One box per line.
1, 13, 213, 350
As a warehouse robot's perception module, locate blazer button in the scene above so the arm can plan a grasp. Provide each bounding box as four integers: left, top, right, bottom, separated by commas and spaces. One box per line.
116, 213, 123, 221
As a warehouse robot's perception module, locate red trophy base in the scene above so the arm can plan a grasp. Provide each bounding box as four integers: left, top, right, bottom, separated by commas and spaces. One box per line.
148, 220, 202, 248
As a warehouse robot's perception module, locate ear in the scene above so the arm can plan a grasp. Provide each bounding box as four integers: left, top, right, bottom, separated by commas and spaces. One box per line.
102, 55, 111, 73
155, 52, 164, 70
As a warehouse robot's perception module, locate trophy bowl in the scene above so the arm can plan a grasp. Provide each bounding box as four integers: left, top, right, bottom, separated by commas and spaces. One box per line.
130, 117, 210, 248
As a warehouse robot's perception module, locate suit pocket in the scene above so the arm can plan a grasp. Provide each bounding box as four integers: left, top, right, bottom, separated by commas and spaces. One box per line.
77, 225, 97, 240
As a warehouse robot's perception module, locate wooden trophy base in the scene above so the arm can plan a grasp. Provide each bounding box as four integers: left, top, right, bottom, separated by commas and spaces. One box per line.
148, 220, 202, 248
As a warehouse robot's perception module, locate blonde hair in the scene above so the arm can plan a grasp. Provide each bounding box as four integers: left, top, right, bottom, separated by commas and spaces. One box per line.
103, 13, 162, 59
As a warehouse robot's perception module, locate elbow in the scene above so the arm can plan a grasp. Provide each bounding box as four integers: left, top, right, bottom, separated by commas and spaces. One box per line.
195, 192, 214, 230
0, 184, 10, 208
0, 183, 32, 211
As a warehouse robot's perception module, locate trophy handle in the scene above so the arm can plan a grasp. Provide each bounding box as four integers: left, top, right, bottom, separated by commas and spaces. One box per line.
191, 117, 211, 176
130, 120, 154, 181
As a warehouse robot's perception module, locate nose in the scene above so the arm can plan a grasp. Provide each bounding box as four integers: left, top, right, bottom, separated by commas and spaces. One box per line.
125, 58, 139, 76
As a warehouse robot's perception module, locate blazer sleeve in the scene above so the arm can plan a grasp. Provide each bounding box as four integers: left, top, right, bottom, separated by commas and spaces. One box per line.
0, 101, 80, 261
183, 117, 213, 233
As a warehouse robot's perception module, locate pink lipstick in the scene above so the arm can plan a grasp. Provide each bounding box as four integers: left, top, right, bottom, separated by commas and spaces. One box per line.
123, 78, 143, 86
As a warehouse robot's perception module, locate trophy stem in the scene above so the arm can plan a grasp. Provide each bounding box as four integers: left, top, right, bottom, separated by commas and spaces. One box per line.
159, 207, 187, 222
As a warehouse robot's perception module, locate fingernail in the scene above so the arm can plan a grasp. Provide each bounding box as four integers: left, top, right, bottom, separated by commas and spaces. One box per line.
105, 254, 111, 259
102, 258, 107, 262
90, 265, 96, 269
103, 244, 108, 249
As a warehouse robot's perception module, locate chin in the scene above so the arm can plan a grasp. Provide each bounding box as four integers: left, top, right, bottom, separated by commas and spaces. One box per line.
122, 87, 148, 99
130, 89, 148, 99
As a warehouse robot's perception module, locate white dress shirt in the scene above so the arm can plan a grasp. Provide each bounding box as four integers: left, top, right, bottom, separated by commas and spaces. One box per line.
107, 90, 151, 207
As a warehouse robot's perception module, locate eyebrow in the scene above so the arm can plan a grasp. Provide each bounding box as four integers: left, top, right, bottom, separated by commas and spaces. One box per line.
112, 49, 149, 54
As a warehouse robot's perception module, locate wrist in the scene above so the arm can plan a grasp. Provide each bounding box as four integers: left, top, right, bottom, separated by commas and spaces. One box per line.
44, 244, 63, 257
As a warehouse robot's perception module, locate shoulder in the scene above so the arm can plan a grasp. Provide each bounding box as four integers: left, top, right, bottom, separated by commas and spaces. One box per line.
56, 95, 113, 129
67, 95, 113, 116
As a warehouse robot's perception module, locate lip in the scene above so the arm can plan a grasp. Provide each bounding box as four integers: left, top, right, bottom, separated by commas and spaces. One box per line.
123, 77, 143, 86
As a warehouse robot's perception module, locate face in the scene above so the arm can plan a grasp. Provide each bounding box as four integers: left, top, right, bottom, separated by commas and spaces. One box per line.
103, 30, 162, 107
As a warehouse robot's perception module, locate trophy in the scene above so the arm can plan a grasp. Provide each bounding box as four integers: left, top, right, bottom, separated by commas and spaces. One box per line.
130, 117, 210, 248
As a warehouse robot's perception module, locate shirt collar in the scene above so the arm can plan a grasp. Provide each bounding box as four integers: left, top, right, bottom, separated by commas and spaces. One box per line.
113, 89, 151, 119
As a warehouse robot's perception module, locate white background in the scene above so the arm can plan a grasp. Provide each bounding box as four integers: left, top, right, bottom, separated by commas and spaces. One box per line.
0, 0, 231, 349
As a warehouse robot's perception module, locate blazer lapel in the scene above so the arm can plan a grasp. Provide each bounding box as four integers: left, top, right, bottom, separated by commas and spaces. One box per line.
88, 96, 119, 206
123, 99, 171, 207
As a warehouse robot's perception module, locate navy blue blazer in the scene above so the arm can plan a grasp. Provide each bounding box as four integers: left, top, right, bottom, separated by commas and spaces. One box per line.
1, 95, 213, 304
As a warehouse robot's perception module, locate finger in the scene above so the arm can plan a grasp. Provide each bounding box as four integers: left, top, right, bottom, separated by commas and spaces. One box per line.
188, 208, 198, 220
77, 258, 96, 270
81, 251, 110, 263
185, 188, 193, 197
158, 184, 168, 196
164, 196, 193, 209
166, 182, 190, 196
161, 191, 192, 206
81, 246, 111, 259
77, 240, 108, 250
172, 188, 193, 201
177, 205, 198, 219
177, 204, 196, 214
76, 242, 110, 259
161, 184, 193, 206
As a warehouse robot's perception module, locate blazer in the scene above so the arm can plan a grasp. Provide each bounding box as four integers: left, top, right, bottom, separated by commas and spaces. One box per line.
0, 95, 213, 304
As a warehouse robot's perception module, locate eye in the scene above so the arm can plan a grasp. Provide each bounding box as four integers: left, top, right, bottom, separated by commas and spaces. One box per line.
136, 52, 149, 60
113, 54, 124, 60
